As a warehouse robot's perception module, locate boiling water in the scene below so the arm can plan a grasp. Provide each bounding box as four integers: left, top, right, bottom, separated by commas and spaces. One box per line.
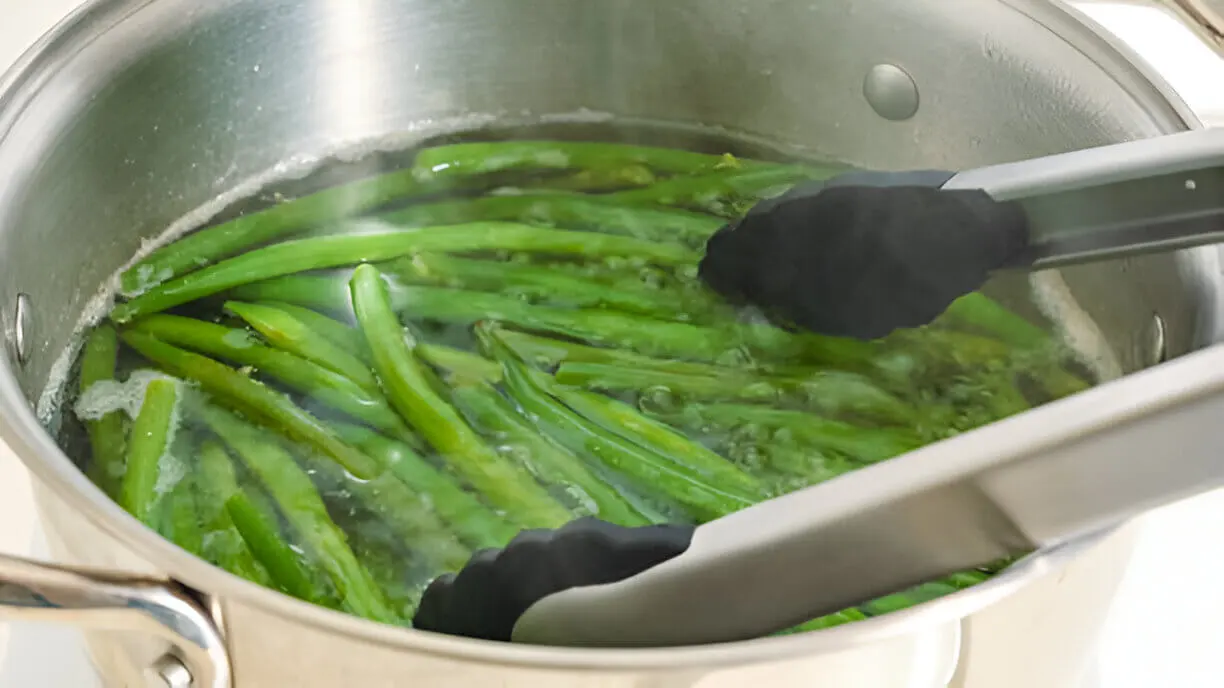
43, 121, 1109, 632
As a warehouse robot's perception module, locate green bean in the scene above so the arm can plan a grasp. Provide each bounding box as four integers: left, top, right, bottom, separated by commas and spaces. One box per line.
227, 485, 341, 607
939, 293, 1051, 350
230, 275, 355, 317
409, 141, 767, 184
195, 440, 275, 586
451, 381, 658, 526
110, 222, 696, 322
780, 608, 869, 634
255, 301, 372, 360
130, 315, 414, 443
764, 446, 862, 484
417, 344, 502, 384
119, 329, 381, 479
329, 422, 517, 549
119, 168, 427, 297
199, 404, 395, 623
609, 165, 839, 217
224, 301, 380, 392
78, 325, 127, 498
663, 403, 922, 464
860, 582, 961, 617
296, 447, 472, 573
349, 264, 571, 528
555, 362, 917, 426
120, 378, 179, 523
553, 385, 765, 501
387, 253, 698, 320
482, 324, 753, 521
158, 470, 205, 558
383, 194, 724, 245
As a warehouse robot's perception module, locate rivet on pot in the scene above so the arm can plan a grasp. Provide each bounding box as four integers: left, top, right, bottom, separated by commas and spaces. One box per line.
1145, 313, 1168, 366
149, 654, 194, 688
863, 64, 919, 121
10, 293, 32, 366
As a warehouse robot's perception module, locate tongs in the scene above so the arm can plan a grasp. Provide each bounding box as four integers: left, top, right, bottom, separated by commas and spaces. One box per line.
699, 127, 1224, 339
416, 341, 1224, 647
414, 127, 1224, 647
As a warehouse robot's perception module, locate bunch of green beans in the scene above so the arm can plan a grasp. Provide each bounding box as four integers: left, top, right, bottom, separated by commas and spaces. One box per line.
66, 138, 1089, 635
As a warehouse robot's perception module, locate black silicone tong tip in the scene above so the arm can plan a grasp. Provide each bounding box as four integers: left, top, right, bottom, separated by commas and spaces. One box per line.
414, 517, 695, 642
698, 171, 1031, 341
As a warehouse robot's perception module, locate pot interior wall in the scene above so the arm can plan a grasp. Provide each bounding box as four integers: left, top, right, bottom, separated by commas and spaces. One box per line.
0, 0, 1215, 405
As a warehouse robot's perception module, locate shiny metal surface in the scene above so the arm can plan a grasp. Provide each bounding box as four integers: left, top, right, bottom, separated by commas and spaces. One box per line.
0, 0, 1215, 686
0, 552, 228, 687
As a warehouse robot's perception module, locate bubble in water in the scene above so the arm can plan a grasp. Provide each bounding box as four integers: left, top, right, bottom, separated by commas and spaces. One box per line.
637, 386, 681, 415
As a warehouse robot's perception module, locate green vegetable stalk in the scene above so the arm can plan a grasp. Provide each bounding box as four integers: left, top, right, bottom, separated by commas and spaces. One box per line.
78, 325, 127, 498
609, 164, 839, 217
119, 167, 429, 297
383, 193, 725, 246
110, 222, 696, 322
195, 440, 276, 586
119, 329, 381, 479
198, 404, 396, 623
409, 141, 769, 184
330, 422, 517, 549
119, 377, 179, 523
224, 301, 381, 393
130, 314, 413, 442
451, 381, 658, 526
482, 323, 754, 521
349, 263, 571, 528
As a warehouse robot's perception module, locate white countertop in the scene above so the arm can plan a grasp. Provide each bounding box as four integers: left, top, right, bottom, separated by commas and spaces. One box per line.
3, 2, 1224, 687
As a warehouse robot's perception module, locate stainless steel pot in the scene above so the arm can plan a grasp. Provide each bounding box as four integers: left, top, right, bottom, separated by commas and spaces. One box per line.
0, 1, 1217, 686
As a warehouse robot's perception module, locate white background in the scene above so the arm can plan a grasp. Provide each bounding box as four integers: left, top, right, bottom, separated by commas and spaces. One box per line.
3, 1, 1224, 687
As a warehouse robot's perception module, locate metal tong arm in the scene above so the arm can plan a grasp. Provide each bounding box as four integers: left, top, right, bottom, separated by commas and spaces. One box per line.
944, 127, 1224, 269
512, 343, 1224, 648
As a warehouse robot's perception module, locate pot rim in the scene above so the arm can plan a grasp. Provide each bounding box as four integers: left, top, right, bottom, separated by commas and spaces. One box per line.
0, 0, 1202, 670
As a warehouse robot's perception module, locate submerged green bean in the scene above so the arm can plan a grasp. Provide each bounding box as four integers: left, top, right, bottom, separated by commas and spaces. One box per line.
119, 330, 381, 479
609, 165, 838, 217
452, 381, 659, 526
330, 422, 517, 549
297, 447, 472, 573
410, 141, 766, 184
663, 403, 923, 464
130, 314, 413, 442
199, 404, 395, 622
256, 301, 373, 360
383, 194, 724, 245
349, 264, 571, 528
939, 293, 1051, 350
158, 470, 205, 558
119, 168, 427, 297
110, 222, 696, 322
483, 324, 753, 521
224, 301, 380, 392
555, 362, 916, 425
120, 377, 179, 523
78, 325, 126, 498
195, 440, 275, 586
387, 253, 697, 320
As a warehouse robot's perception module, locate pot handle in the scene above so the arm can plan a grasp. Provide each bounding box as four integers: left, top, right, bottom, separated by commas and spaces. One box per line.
0, 552, 230, 688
